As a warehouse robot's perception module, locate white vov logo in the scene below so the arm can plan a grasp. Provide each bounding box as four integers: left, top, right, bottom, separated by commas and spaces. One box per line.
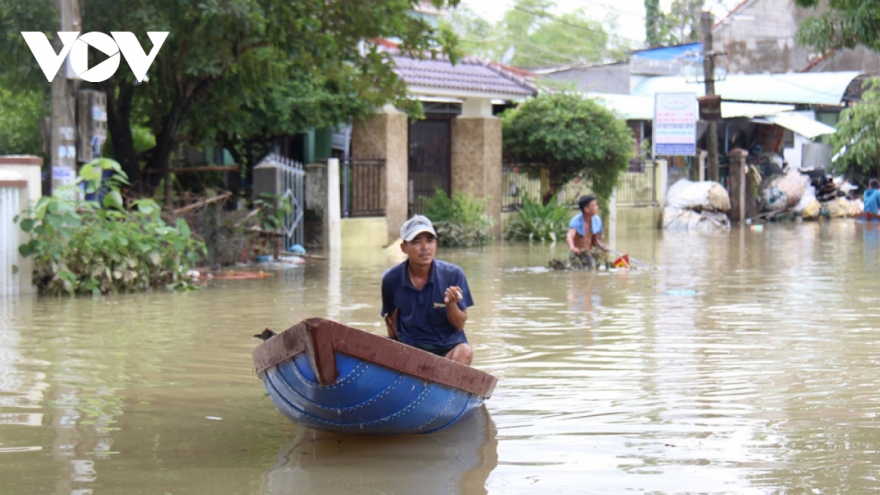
21, 31, 169, 83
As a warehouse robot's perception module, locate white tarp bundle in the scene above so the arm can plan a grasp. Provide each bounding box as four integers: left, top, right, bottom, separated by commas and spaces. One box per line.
760, 167, 810, 213
662, 207, 731, 233
665, 179, 731, 212
663, 179, 731, 231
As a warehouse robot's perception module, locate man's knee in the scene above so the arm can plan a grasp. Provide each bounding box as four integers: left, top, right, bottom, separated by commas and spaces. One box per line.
447, 343, 473, 365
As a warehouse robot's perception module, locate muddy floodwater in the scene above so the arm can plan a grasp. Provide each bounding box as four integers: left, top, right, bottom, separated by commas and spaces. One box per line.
3, 220, 880, 494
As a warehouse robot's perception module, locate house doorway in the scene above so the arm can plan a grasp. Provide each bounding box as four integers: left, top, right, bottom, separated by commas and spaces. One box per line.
408, 104, 460, 215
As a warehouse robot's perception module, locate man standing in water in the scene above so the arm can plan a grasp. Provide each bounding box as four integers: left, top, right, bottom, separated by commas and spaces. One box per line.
566, 195, 610, 269
381, 215, 474, 365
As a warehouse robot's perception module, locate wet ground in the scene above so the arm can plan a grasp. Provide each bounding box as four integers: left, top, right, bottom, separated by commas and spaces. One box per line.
3, 220, 880, 494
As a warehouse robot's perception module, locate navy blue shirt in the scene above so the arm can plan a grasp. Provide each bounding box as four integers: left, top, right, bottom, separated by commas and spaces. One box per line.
381, 259, 474, 348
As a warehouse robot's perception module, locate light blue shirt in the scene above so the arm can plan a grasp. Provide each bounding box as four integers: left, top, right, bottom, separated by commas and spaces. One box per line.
865, 189, 880, 214
568, 213, 602, 237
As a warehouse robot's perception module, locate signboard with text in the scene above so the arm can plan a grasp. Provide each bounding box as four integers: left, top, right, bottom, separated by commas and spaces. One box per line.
653, 92, 697, 156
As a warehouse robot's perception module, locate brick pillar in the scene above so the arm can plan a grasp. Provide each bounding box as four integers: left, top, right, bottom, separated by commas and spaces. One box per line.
727, 148, 749, 224
351, 108, 408, 243
450, 117, 502, 235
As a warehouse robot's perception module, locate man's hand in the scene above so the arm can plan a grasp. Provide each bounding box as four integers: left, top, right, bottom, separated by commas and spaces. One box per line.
384, 309, 399, 340
444, 286, 463, 305
569, 246, 583, 255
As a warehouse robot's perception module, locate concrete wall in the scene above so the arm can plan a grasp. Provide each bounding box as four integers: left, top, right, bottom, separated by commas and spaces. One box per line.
541, 63, 631, 94
713, 0, 880, 74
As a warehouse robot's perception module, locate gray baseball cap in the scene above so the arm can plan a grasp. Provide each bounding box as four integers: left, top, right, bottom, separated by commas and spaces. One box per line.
400, 215, 437, 242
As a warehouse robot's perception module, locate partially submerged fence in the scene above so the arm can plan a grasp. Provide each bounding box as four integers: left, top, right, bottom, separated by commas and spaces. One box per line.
253, 154, 305, 249
342, 157, 385, 217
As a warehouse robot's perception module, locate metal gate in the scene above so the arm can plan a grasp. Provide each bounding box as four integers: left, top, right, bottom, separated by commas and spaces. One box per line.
408, 118, 452, 214
1, 186, 20, 295
253, 153, 305, 249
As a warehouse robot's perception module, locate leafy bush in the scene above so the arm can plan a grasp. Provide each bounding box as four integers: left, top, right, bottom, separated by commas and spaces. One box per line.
17, 159, 207, 295
422, 189, 494, 247
506, 192, 572, 242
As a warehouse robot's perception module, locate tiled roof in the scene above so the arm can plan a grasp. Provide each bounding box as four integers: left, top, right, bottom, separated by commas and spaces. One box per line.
391, 53, 537, 98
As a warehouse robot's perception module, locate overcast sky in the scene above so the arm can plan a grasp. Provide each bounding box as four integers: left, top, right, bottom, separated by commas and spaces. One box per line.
458, 0, 745, 45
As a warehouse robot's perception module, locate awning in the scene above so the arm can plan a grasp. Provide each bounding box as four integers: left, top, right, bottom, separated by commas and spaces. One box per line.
632, 71, 862, 106
761, 113, 837, 139
586, 92, 795, 121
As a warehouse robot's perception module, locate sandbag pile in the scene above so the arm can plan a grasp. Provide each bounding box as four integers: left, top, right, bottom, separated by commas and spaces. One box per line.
662, 179, 732, 232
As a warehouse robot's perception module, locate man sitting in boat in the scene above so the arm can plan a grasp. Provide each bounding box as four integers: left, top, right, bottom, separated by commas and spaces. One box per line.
566, 195, 610, 269
865, 179, 880, 215
381, 215, 474, 365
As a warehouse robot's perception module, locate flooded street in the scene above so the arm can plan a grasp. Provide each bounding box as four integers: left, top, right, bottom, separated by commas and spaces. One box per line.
3, 220, 880, 494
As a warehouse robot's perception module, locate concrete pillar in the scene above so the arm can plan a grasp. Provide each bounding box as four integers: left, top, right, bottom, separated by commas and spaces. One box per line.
696, 150, 707, 182
450, 116, 502, 235
326, 158, 341, 251
727, 148, 749, 224
304, 163, 327, 247
0, 155, 43, 294
350, 107, 408, 243
654, 159, 668, 206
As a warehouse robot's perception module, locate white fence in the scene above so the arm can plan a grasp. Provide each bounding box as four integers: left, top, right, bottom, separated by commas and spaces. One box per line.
0, 186, 20, 295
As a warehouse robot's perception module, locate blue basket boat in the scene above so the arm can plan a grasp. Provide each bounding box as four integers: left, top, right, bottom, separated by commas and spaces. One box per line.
253, 318, 497, 435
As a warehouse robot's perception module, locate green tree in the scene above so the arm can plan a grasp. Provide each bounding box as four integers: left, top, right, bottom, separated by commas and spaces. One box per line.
645, 0, 662, 47
1, 0, 461, 190
0, 86, 45, 155
446, 0, 617, 68
646, 0, 704, 48
830, 78, 880, 179
795, 0, 880, 53
501, 93, 634, 207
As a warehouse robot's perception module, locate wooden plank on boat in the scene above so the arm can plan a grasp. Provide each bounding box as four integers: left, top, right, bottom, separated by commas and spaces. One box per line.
252, 322, 307, 376
252, 318, 497, 397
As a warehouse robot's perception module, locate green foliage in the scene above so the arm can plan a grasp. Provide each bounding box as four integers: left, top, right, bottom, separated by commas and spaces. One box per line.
253, 192, 292, 232
645, 0, 703, 47
422, 188, 494, 247
0, 0, 463, 182
795, 0, 880, 53
0, 86, 45, 155
830, 78, 880, 178
444, 0, 622, 68
16, 159, 206, 296
506, 192, 571, 242
502, 92, 634, 208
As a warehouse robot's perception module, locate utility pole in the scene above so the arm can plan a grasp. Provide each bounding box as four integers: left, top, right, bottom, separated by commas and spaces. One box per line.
49, 0, 80, 194
700, 11, 720, 183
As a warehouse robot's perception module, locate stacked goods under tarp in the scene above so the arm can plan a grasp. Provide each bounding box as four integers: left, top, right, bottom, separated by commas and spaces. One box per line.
662, 179, 731, 232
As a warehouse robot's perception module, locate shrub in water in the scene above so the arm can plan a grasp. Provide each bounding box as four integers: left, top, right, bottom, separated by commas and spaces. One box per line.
16, 159, 207, 295
422, 189, 494, 247
506, 192, 572, 242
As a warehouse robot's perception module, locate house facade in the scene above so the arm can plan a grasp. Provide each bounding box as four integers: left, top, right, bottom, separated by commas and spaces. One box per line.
349, 53, 536, 245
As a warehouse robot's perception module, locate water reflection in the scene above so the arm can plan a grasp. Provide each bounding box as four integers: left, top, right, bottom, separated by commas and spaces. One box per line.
262, 406, 498, 495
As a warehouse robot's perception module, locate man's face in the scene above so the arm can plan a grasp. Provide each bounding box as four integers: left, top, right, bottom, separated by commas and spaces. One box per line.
582, 200, 599, 216
400, 232, 437, 268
